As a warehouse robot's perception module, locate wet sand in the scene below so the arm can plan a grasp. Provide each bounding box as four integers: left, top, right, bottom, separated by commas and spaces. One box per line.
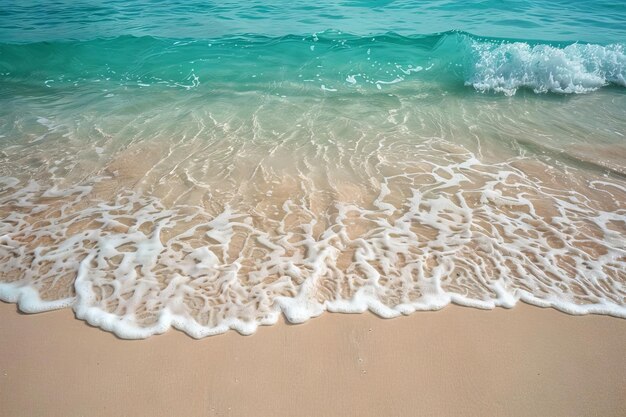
1, 301, 624, 417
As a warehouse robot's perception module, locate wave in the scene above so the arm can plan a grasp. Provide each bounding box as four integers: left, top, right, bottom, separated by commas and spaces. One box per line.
467, 41, 626, 95
1, 30, 625, 339
1, 31, 624, 96
1, 142, 625, 339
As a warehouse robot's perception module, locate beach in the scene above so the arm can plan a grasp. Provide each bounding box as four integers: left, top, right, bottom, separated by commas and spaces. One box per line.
1, 301, 624, 417
1, 2, 626, 416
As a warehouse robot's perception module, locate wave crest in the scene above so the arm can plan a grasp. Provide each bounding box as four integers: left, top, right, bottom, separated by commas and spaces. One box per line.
466, 40, 626, 95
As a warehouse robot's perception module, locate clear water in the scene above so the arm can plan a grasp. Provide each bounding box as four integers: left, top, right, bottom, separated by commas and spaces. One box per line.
0, 1, 625, 338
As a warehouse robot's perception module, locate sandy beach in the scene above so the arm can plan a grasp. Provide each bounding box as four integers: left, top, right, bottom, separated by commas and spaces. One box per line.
2, 2, 626, 417
1, 301, 624, 417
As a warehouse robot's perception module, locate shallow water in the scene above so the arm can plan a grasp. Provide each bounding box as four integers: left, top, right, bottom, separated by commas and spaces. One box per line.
1, 1, 625, 338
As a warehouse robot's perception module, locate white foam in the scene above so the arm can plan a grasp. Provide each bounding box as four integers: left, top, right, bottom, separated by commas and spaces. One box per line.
467, 41, 626, 95
0, 283, 74, 313
1, 132, 625, 339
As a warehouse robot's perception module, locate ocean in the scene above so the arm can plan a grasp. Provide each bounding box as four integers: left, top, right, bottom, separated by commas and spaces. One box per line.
0, 0, 625, 338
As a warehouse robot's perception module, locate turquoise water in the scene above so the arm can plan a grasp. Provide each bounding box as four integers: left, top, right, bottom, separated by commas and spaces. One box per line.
0, 2, 625, 338
1, 1, 625, 97
2, 0, 626, 43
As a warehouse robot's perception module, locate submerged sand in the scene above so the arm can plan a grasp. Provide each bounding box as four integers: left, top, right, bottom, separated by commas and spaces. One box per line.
1, 301, 624, 417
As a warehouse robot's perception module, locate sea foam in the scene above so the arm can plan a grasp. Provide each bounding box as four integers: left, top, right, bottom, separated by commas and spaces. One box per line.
1, 136, 625, 339
466, 40, 626, 95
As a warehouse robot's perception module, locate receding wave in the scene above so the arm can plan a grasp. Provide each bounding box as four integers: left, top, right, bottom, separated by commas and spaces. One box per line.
1, 30, 625, 339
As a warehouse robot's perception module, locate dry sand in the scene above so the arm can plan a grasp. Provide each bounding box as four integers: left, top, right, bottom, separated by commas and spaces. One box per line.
1, 301, 625, 417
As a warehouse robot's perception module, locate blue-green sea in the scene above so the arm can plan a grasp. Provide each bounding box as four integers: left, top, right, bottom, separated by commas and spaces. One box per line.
0, 1, 625, 338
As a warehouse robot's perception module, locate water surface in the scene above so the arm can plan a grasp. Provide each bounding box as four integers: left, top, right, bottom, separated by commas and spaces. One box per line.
1, 1, 625, 338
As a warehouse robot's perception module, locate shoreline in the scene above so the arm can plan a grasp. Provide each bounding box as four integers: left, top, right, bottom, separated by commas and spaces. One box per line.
1, 301, 624, 417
